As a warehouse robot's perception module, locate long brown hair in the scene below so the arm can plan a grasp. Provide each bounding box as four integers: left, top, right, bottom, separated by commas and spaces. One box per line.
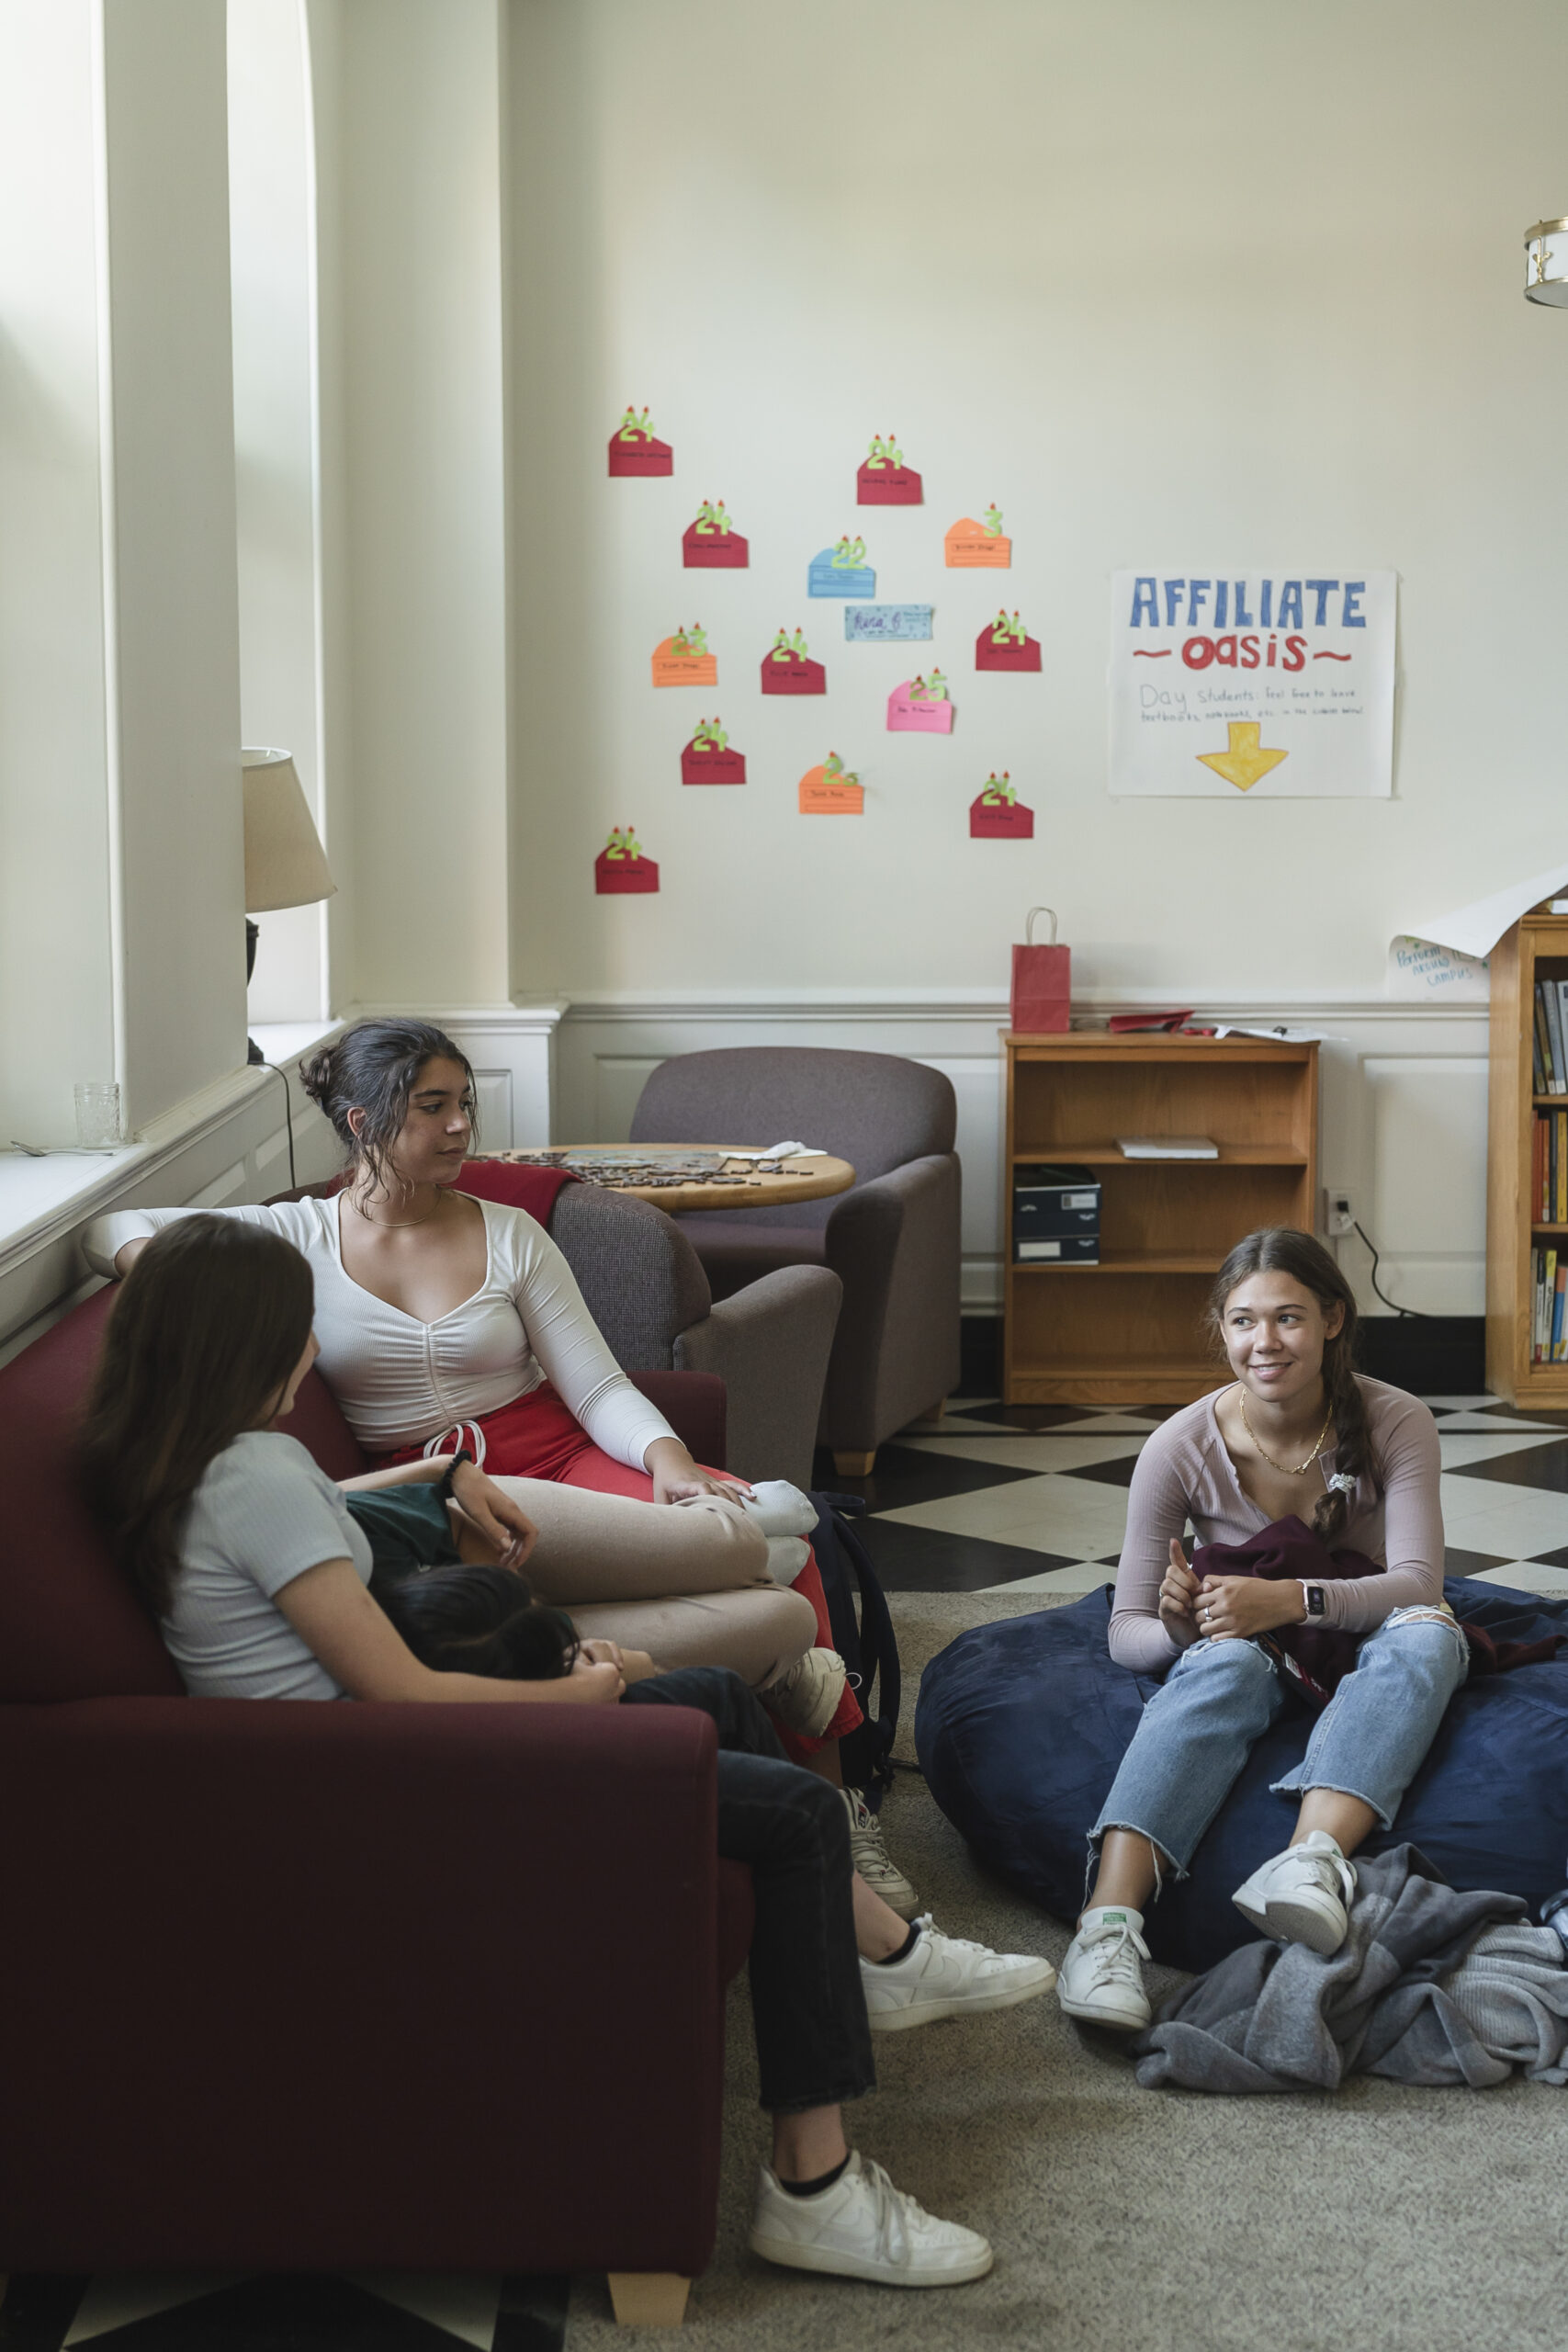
77, 1217, 316, 1616
1205, 1227, 1373, 1545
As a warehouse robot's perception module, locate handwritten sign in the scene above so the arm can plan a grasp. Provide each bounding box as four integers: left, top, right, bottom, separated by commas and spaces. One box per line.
1109, 570, 1396, 796
844, 605, 932, 641
1386, 936, 1490, 1002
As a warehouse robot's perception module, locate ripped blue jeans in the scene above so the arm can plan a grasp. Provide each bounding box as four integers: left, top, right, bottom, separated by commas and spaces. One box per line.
1089, 1606, 1470, 1879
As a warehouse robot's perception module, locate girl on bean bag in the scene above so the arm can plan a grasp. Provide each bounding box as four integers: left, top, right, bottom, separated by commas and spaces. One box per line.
83, 1019, 916, 1913
1056, 1227, 1465, 2031
76, 1217, 1054, 2290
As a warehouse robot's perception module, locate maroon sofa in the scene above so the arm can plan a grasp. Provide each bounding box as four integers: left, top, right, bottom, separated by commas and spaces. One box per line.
0, 1283, 754, 2290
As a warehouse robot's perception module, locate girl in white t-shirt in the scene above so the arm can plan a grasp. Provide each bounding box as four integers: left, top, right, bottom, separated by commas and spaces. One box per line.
74, 1214, 1049, 2292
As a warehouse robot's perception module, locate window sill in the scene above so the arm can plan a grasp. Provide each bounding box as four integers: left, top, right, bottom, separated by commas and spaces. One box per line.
0, 1019, 343, 1270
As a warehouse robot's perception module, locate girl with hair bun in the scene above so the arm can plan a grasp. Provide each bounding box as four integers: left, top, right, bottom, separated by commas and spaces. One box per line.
83, 1018, 918, 1910
1055, 1226, 1466, 2033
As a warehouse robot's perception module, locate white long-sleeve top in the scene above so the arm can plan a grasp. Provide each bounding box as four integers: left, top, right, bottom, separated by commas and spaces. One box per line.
82, 1195, 678, 1467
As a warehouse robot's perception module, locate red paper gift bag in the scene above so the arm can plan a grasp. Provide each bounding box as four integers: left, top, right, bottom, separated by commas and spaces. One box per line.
1010, 906, 1070, 1033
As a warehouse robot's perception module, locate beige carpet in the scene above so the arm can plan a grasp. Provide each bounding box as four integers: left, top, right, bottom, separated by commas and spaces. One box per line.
567, 1589, 1568, 2350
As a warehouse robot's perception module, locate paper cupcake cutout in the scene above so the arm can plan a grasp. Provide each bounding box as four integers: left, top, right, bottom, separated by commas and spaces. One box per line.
651, 623, 717, 687
945, 506, 1011, 567
887, 670, 954, 733
682, 499, 748, 568
596, 827, 660, 891
799, 752, 864, 815
681, 717, 746, 785
608, 406, 673, 477
857, 432, 922, 505
761, 626, 827, 695
809, 537, 875, 598
970, 774, 1033, 838
975, 608, 1042, 672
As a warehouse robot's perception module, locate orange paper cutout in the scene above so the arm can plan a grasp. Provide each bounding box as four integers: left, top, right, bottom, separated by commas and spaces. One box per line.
651, 634, 718, 688
945, 517, 1012, 569
798, 762, 864, 816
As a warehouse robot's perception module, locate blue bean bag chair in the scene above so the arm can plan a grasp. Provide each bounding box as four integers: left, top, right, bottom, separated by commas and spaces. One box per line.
915, 1579, 1568, 1974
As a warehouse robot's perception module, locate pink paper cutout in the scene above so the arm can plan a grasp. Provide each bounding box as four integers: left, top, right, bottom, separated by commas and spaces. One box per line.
886, 680, 955, 734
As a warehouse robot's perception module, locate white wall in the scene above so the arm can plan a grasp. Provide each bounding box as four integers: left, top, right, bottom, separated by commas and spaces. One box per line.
503, 0, 1568, 1004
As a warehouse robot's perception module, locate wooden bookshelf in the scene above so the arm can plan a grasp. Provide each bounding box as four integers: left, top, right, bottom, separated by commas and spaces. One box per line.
1485, 905, 1568, 1403
1003, 1033, 1319, 1405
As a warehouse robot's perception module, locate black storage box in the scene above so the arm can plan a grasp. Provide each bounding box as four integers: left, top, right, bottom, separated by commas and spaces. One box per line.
1013, 1163, 1100, 1263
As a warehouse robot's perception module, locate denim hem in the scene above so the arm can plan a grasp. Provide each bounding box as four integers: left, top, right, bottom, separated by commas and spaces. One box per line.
1085, 1821, 1188, 1890
763, 2079, 874, 2116
1266, 1772, 1393, 1832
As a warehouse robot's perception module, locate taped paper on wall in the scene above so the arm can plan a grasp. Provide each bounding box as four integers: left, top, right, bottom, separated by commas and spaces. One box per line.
651, 625, 717, 687
799, 753, 864, 815
596, 829, 659, 892
945, 508, 1010, 567
970, 775, 1033, 838
761, 627, 826, 694
681, 718, 746, 785
887, 673, 953, 732
682, 500, 748, 567
608, 407, 672, 477
845, 605, 933, 641
857, 434, 922, 504
976, 609, 1041, 672
809, 539, 875, 598
1386, 937, 1490, 1001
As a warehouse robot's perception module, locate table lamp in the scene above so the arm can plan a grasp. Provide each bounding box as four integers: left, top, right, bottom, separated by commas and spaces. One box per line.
243, 746, 336, 1066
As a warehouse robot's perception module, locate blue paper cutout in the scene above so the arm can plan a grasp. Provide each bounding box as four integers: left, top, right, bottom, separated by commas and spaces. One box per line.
808, 542, 876, 599
844, 605, 933, 641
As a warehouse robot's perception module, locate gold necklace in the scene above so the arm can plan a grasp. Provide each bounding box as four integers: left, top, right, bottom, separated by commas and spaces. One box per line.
1236, 1385, 1335, 1476
350, 1192, 441, 1230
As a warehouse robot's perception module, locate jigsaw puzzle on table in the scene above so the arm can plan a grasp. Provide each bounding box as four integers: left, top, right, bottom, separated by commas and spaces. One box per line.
491, 1149, 800, 1189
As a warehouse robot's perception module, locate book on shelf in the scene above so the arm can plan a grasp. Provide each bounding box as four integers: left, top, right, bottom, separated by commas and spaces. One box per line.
1531, 1245, 1568, 1362
1115, 1135, 1219, 1160
1539, 980, 1568, 1094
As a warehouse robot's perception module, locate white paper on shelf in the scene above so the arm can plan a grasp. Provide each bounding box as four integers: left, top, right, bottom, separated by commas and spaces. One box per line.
1117, 1136, 1219, 1159
1209, 1023, 1337, 1043
1400, 858, 1568, 962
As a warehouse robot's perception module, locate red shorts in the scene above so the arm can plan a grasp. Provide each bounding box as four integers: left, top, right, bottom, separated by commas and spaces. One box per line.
382, 1385, 860, 1752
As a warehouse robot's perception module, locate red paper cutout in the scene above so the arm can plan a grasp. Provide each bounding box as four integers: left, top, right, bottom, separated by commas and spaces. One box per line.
595, 830, 660, 892
682, 501, 748, 567
760, 628, 825, 695
608, 407, 673, 477
681, 720, 746, 784
857, 434, 921, 504
975, 613, 1042, 673
969, 790, 1034, 839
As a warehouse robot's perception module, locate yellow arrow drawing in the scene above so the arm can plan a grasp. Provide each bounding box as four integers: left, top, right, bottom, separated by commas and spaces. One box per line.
1196, 719, 1288, 793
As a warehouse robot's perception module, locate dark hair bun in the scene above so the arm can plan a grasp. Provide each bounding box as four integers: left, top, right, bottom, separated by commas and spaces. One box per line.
298, 1047, 335, 1107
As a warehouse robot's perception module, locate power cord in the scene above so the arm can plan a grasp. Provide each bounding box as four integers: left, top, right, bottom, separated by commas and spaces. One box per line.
260, 1061, 298, 1192
1350, 1218, 1424, 1319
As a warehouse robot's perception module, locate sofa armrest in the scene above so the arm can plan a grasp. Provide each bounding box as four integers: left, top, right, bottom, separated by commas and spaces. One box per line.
629, 1368, 728, 1467
822, 1153, 962, 1449
0, 1696, 732, 2278
674, 1266, 842, 1488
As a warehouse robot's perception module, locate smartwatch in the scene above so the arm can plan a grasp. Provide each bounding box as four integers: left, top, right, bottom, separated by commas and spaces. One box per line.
1300, 1581, 1327, 1621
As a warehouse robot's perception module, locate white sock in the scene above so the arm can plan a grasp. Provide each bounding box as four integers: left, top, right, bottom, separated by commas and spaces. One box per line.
1077, 1904, 1144, 1937
740, 1480, 818, 1541
763, 1535, 810, 1588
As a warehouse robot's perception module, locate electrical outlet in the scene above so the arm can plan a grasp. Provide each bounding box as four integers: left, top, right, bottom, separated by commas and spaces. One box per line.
1324, 1189, 1356, 1238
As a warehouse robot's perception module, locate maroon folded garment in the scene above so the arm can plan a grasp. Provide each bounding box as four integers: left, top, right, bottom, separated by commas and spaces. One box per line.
1191, 1515, 1562, 1705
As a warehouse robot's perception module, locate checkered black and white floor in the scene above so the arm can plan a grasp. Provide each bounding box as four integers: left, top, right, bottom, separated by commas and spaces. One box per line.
834, 1394, 1568, 1600
7, 1386, 1567, 2352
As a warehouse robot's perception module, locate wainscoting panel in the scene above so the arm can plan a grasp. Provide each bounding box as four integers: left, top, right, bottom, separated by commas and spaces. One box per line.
553, 997, 1492, 1326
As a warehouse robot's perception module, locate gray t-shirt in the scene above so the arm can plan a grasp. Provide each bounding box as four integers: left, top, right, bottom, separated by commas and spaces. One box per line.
166, 1430, 373, 1700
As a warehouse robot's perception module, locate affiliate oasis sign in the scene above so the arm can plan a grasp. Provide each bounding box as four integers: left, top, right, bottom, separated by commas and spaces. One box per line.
1108, 570, 1395, 797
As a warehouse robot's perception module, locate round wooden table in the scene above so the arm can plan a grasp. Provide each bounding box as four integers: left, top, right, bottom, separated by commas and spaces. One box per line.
484, 1143, 855, 1215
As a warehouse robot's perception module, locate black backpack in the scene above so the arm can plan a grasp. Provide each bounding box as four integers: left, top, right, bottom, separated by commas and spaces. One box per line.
807, 1492, 901, 1801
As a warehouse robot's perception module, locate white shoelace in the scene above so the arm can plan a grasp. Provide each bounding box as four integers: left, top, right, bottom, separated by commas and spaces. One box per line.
854, 2155, 928, 2256
1082, 1918, 1150, 1984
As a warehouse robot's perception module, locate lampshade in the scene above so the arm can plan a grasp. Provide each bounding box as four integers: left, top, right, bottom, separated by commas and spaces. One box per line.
242, 747, 336, 912
1524, 220, 1568, 307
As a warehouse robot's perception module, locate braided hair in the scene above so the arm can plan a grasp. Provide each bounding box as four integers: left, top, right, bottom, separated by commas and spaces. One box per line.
1205, 1227, 1375, 1546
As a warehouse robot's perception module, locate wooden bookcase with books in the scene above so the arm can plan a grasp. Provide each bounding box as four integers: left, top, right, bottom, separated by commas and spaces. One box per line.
1003, 1032, 1319, 1406
1485, 904, 1568, 1403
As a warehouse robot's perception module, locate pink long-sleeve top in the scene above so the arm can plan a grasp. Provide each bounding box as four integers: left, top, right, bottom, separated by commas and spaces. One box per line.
1109, 1376, 1444, 1673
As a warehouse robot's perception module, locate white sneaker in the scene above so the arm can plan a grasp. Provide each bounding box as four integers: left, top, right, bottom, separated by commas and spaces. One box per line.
841, 1785, 919, 1919
861, 1916, 1055, 2032
762, 1535, 811, 1588
765, 1646, 847, 1738
1055, 1906, 1152, 2030
1231, 1830, 1356, 1954
750, 2149, 993, 2287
